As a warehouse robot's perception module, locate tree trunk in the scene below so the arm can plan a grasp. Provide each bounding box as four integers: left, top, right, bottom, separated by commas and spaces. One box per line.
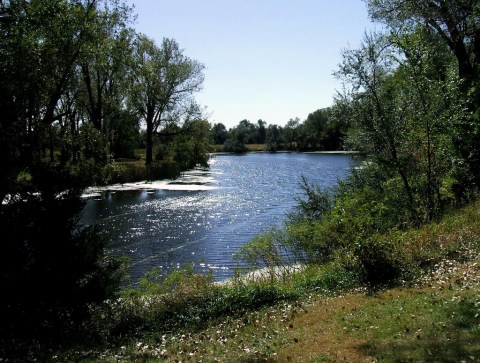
145, 115, 154, 166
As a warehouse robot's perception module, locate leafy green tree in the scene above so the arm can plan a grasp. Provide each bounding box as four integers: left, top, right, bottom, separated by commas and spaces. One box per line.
257, 119, 267, 144
162, 104, 212, 169
222, 138, 248, 153
336, 25, 465, 221
236, 119, 257, 143
266, 124, 284, 151
366, 0, 480, 91
300, 109, 329, 150
130, 35, 204, 165
336, 32, 416, 209
78, 1, 136, 159
285, 117, 300, 150
297, 108, 346, 151
392, 27, 460, 217
0, 0, 128, 350
212, 122, 228, 144
0, 0, 101, 199
222, 119, 254, 152
366, 0, 480, 195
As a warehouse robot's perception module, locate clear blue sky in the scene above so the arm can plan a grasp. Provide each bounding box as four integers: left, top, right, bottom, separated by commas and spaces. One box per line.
125, 1, 376, 128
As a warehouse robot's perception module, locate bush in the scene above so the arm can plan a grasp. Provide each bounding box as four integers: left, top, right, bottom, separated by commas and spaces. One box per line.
88, 266, 299, 341
292, 261, 360, 293
222, 138, 248, 153
352, 235, 404, 285
291, 175, 333, 221
233, 228, 303, 283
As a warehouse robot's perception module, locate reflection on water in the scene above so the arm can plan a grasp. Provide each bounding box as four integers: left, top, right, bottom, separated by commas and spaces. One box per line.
80, 153, 356, 283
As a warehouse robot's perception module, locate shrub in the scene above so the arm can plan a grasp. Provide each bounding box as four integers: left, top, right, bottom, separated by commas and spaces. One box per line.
352, 234, 404, 285
292, 261, 360, 293
291, 175, 333, 221
233, 229, 300, 283
222, 138, 247, 153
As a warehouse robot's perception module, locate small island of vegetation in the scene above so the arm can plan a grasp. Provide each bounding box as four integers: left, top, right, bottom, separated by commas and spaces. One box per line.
1, 0, 479, 362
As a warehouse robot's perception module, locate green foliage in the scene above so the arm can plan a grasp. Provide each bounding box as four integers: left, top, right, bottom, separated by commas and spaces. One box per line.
352, 234, 404, 284
284, 218, 340, 263
12, 197, 480, 360
291, 175, 333, 221
222, 138, 248, 153
451, 295, 480, 335
88, 266, 299, 342
130, 35, 205, 165
291, 261, 360, 293
163, 118, 213, 169
233, 229, 295, 282
101, 161, 128, 184
218, 111, 347, 152
212, 122, 229, 144
247, 163, 480, 287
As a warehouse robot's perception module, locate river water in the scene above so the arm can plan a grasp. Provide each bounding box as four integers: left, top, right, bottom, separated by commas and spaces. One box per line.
80, 152, 356, 283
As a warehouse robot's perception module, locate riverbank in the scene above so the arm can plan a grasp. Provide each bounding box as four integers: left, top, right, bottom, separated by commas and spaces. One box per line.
212, 143, 359, 154
22, 198, 480, 362
101, 257, 480, 362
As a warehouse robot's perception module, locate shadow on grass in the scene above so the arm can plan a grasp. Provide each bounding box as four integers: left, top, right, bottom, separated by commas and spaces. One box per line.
359, 297, 480, 362
361, 332, 478, 362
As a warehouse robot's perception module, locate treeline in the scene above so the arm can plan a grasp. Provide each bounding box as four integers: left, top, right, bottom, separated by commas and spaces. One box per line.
1, 0, 210, 201
0, 0, 209, 350
212, 108, 347, 152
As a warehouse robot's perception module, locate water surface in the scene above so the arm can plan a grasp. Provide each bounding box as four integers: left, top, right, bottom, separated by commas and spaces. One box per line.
81, 153, 355, 283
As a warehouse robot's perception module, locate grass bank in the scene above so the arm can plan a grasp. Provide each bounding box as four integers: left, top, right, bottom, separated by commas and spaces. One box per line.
31, 199, 480, 362
84, 258, 478, 362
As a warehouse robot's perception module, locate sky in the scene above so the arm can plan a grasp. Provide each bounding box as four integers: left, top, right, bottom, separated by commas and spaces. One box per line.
125, 1, 376, 128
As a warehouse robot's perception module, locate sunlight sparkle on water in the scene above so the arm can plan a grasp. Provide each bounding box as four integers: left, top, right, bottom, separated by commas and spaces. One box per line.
81, 153, 356, 283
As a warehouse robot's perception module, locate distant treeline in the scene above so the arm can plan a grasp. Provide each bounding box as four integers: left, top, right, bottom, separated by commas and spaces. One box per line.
212, 108, 347, 152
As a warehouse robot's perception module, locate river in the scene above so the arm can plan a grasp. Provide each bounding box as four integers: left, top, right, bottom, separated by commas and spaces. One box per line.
80, 152, 356, 284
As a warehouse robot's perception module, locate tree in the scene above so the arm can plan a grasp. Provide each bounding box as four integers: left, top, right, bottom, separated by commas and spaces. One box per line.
130, 35, 204, 165
164, 107, 212, 170
78, 1, 136, 160
257, 119, 267, 144
0, 0, 128, 348
366, 0, 480, 191
212, 123, 228, 144
366, 0, 480, 91
336, 32, 415, 208
0, 0, 101, 200
302, 109, 328, 149
285, 117, 300, 150
266, 124, 283, 151
392, 27, 459, 217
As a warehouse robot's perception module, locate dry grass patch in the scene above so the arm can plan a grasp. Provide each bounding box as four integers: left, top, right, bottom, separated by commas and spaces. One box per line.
277, 294, 374, 362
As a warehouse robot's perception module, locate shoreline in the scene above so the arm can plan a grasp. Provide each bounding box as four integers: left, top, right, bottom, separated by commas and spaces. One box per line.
215, 264, 305, 286
210, 150, 361, 156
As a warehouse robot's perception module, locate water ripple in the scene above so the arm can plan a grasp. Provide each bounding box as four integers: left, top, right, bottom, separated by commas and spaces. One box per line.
80, 153, 356, 283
